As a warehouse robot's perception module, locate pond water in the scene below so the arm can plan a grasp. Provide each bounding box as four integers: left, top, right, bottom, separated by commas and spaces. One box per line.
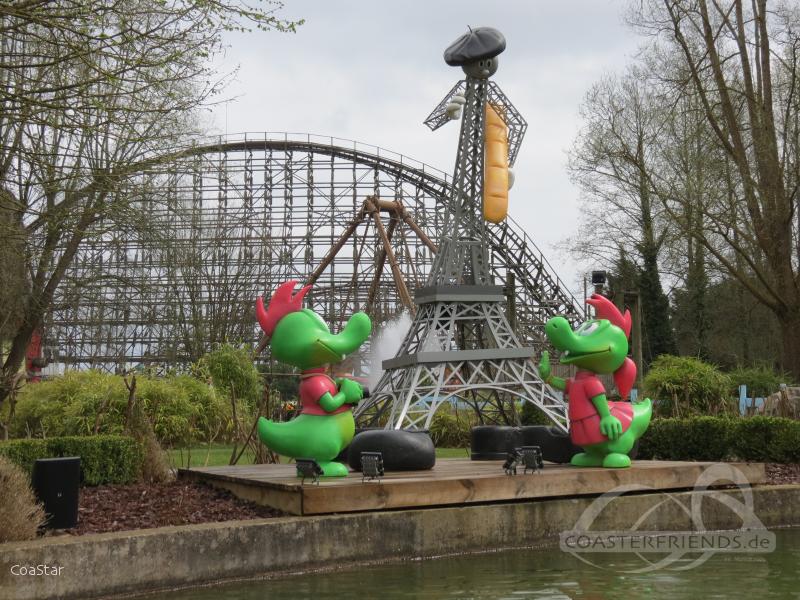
153, 527, 800, 599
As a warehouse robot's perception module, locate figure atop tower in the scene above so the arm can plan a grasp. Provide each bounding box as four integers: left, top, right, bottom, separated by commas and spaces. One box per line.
423, 26, 527, 285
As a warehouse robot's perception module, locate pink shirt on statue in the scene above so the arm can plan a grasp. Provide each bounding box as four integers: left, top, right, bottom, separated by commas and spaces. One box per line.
298, 368, 349, 416
565, 371, 607, 421
566, 370, 633, 446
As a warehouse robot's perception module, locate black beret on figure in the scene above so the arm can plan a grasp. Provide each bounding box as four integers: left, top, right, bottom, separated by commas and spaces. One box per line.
443, 27, 506, 66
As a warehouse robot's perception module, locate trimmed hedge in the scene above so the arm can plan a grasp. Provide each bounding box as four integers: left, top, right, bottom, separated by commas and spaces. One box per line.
0, 435, 144, 485
638, 416, 800, 463
732, 417, 800, 463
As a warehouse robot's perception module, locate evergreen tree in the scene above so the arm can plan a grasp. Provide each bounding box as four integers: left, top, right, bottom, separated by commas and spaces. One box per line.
638, 248, 677, 363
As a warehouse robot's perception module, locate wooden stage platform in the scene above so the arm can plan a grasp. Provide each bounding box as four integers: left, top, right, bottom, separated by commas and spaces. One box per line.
179, 459, 766, 516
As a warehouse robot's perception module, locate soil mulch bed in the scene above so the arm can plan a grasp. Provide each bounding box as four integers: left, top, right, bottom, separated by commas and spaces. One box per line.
60, 481, 284, 536
766, 463, 800, 485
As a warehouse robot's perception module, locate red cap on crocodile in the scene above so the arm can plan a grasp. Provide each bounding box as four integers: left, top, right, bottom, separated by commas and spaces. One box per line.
586, 293, 632, 339
256, 280, 311, 338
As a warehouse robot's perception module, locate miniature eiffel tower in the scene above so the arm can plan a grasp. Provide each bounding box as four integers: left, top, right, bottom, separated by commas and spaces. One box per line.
354, 27, 568, 431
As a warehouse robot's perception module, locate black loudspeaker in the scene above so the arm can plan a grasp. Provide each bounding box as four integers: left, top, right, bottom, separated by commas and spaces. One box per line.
31, 457, 81, 529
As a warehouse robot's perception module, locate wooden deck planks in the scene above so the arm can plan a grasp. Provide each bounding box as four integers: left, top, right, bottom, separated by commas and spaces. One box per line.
178, 459, 767, 516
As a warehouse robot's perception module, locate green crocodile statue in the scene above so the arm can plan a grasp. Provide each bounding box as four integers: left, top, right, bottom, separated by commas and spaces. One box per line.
538, 293, 652, 468
255, 280, 372, 477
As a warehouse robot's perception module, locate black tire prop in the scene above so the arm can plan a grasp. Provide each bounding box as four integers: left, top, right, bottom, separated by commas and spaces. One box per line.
347, 429, 436, 471
471, 425, 585, 463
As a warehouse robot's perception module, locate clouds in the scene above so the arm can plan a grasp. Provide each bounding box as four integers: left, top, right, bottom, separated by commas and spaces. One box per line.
210, 0, 640, 294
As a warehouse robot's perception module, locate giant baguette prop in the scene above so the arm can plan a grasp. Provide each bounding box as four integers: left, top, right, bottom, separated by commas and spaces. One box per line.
483, 103, 509, 223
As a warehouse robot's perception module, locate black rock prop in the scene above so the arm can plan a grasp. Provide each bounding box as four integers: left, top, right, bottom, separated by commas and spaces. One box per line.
444, 26, 506, 66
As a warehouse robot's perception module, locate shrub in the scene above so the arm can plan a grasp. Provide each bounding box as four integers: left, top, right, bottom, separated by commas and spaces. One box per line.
0, 456, 46, 542
10, 370, 227, 446
728, 365, 792, 398
122, 388, 172, 484
638, 417, 735, 461
10, 370, 128, 438
637, 416, 800, 463
0, 435, 144, 485
643, 355, 735, 417
731, 416, 800, 463
429, 407, 473, 447
201, 344, 262, 409
520, 401, 552, 426
137, 375, 227, 446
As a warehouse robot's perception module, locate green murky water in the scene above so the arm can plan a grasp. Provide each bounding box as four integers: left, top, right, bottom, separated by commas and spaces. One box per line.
153, 528, 800, 599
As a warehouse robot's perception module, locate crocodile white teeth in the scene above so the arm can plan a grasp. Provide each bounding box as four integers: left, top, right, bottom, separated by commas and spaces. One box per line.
564, 350, 570, 357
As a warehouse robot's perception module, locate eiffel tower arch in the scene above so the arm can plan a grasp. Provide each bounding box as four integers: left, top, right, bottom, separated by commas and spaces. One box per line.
355, 28, 571, 432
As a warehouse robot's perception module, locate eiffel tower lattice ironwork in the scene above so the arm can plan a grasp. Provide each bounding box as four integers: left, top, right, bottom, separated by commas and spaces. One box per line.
354, 28, 569, 432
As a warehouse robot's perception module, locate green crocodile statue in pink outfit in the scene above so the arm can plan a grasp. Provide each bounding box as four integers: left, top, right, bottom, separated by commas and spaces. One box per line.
538, 294, 652, 468
255, 280, 372, 477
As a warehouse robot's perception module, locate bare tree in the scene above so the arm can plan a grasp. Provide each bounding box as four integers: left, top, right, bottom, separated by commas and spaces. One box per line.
568, 68, 677, 362
569, 70, 671, 267
0, 1, 301, 407
628, 0, 800, 376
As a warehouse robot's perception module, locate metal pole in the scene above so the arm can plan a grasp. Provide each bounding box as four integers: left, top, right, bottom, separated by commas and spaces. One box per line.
583, 274, 588, 317
624, 290, 644, 391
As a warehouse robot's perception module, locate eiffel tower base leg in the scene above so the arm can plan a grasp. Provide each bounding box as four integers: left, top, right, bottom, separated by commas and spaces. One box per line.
354, 285, 568, 432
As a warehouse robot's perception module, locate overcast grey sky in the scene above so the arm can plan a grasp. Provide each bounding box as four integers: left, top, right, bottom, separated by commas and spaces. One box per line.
210, 0, 642, 296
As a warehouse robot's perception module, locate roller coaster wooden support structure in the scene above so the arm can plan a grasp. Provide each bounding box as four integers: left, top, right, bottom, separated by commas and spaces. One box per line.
256, 195, 438, 354
308, 196, 438, 314
46, 133, 583, 372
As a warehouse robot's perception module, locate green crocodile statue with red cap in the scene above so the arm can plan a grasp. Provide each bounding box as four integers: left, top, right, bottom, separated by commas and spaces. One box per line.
538, 293, 652, 468
255, 280, 372, 477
